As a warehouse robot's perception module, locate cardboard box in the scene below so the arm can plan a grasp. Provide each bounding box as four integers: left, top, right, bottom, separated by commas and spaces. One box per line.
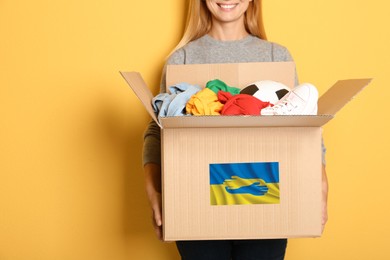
120, 62, 371, 241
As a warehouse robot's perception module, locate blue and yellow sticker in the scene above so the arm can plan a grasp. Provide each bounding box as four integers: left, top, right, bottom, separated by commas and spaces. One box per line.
209, 162, 280, 205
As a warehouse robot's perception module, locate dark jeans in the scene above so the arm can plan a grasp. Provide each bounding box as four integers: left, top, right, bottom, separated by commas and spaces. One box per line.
176, 239, 287, 260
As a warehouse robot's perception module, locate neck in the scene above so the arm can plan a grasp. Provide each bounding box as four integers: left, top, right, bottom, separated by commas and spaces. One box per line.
208, 20, 249, 41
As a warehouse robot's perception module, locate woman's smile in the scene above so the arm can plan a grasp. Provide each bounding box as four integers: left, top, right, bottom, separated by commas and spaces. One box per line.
217, 3, 239, 11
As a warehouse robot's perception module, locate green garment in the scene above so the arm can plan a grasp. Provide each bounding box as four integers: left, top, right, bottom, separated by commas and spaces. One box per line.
206, 79, 241, 95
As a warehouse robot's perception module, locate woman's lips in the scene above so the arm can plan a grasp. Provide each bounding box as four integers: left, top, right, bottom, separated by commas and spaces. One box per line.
217, 3, 238, 11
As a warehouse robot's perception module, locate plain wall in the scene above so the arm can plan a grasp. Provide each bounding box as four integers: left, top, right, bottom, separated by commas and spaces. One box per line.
1, 0, 389, 259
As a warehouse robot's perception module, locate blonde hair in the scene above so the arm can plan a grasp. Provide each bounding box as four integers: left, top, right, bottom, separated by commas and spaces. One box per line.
170, 0, 267, 56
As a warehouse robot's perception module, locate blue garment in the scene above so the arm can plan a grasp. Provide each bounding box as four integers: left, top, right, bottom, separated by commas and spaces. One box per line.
152, 83, 201, 119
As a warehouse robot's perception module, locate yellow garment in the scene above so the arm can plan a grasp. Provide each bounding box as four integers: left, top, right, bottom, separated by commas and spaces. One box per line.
186, 88, 224, 115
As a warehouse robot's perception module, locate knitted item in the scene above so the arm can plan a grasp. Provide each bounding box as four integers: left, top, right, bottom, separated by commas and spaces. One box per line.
186, 88, 224, 115
218, 91, 270, 116
206, 79, 241, 95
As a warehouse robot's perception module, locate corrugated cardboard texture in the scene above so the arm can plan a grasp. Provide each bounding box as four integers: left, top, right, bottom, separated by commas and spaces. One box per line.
162, 127, 322, 240
318, 78, 372, 115
119, 63, 372, 240
166, 62, 296, 91
119, 71, 160, 127
160, 115, 333, 128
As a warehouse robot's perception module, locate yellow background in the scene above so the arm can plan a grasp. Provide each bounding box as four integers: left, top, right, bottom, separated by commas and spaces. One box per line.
1, 0, 389, 259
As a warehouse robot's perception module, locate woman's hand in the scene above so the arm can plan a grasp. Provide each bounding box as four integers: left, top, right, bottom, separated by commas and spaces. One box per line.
148, 190, 163, 240
322, 165, 329, 233
144, 163, 163, 240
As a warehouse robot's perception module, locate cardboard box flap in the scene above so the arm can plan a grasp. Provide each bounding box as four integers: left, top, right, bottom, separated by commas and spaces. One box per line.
120, 71, 161, 128
318, 78, 372, 115
160, 115, 333, 128
167, 62, 296, 90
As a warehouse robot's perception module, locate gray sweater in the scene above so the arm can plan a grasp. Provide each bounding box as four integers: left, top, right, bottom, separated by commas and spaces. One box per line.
142, 34, 325, 165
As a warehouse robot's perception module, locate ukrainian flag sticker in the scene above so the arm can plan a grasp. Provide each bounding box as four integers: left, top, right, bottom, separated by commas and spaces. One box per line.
210, 162, 280, 205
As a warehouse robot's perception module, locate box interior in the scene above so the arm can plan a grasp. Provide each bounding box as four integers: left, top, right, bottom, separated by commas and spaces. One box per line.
120, 62, 372, 129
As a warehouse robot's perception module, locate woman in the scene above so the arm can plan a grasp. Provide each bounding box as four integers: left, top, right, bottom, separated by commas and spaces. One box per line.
143, 0, 328, 259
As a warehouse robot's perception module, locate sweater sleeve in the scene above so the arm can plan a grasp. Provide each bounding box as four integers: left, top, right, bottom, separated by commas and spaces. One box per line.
272, 42, 294, 62
271, 42, 299, 86
142, 49, 186, 166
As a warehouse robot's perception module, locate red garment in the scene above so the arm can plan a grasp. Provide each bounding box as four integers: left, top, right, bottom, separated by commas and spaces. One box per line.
218, 91, 271, 116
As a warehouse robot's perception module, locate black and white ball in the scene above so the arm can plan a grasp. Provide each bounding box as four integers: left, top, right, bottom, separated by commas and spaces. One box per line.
240, 80, 290, 105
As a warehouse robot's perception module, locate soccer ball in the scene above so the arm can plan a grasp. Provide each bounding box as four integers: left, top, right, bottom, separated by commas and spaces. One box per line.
240, 80, 291, 105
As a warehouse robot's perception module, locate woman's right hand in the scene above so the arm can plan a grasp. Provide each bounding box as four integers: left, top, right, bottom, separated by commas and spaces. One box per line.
144, 163, 163, 240
148, 189, 162, 240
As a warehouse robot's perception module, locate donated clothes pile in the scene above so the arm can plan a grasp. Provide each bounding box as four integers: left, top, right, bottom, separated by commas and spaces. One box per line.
152, 79, 319, 121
